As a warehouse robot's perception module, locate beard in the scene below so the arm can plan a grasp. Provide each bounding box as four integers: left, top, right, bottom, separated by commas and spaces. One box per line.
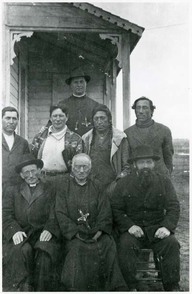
138, 168, 154, 188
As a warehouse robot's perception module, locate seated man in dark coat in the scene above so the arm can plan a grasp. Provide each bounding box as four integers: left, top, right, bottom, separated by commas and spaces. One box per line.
3, 154, 61, 291
55, 153, 127, 291
111, 145, 180, 291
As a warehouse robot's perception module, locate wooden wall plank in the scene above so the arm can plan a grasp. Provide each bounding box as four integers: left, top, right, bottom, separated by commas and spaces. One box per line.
6, 4, 119, 31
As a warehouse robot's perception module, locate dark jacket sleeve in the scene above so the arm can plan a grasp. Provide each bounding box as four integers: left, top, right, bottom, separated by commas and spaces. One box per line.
3, 187, 23, 241
159, 177, 180, 232
111, 179, 135, 233
119, 137, 131, 177
162, 127, 174, 173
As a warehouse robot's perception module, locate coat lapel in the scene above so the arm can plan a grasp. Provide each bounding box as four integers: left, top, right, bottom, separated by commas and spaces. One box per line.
29, 182, 45, 205
20, 182, 31, 203
2, 134, 10, 151
110, 127, 126, 161
20, 181, 45, 205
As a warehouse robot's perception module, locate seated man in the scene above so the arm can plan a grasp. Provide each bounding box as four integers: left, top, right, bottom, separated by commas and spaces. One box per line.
31, 104, 83, 186
111, 145, 180, 291
3, 154, 61, 291
82, 104, 130, 198
55, 153, 127, 291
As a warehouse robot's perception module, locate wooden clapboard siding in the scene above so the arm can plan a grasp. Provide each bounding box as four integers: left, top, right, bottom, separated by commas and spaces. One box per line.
28, 73, 52, 142
6, 3, 120, 32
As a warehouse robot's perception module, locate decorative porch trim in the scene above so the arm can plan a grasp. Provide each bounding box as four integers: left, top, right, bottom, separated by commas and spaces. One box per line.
10, 31, 33, 65
99, 34, 122, 68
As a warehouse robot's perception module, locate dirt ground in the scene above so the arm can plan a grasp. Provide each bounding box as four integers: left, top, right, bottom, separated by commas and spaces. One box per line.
172, 171, 189, 291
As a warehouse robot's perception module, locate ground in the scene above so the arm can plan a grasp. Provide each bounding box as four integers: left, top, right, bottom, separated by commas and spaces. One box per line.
172, 172, 189, 291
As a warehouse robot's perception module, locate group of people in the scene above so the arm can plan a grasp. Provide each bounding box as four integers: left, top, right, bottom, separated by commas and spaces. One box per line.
2, 68, 180, 292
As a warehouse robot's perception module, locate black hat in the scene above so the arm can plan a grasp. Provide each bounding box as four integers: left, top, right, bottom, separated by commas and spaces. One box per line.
65, 68, 91, 85
15, 154, 44, 173
128, 145, 160, 163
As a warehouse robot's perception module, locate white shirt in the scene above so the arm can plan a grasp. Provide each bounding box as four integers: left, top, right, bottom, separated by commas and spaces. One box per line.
41, 126, 68, 172
3, 133, 14, 151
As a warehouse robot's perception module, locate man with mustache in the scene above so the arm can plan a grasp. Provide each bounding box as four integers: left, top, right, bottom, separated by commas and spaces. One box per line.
2, 106, 30, 189
124, 97, 174, 176
111, 145, 180, 291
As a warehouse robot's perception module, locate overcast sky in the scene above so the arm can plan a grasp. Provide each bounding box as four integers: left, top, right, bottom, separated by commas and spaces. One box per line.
94, 1, 191, 139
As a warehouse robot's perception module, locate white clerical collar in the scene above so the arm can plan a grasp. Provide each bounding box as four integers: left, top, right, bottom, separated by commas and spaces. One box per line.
29, 184, 37, 187
73, 93, 86, 98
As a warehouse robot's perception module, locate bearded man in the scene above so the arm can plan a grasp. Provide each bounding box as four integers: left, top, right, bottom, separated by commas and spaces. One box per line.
111, 145, 180, 291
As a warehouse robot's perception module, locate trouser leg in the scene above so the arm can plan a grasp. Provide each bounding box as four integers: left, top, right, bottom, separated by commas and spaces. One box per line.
34, 250, 53, 291
117, 232, 142, 289
151, 235, 180, 290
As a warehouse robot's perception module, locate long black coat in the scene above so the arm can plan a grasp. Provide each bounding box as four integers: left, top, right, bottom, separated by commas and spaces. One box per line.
3, 181, 61, 288
111, 171, 180, 242
55, 175, 127, 291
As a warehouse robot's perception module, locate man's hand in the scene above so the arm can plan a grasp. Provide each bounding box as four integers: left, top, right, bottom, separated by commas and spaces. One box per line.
40, 230, 52, 242
13, 231, 27, 245
92, 230, 102, 241
155, 227, 170, 239
128, 225, 144, 238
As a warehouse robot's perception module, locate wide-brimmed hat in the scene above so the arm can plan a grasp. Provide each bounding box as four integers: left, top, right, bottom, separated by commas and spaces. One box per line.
65, 68, 91, 85
128, 145, 160, 163
15, 154, 44, 173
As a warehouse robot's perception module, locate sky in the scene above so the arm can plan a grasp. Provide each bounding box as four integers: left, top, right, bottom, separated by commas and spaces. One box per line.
94, 1, 191, 139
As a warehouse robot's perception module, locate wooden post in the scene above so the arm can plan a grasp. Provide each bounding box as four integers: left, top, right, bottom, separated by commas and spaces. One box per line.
121, 32, 131, 130
111, 60, 117, 127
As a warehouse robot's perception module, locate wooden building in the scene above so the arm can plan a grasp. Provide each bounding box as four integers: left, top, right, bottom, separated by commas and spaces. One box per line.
3, 2, 144, 142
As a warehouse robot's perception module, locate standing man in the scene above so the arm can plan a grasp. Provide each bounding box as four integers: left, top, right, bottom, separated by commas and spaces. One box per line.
111, 145, 180, 291
58, 67, 100, 136
31, 105, 83, 186
36, 68, 100, 139
2, 106, 30, 188
82, 104, 130, 198
124, 97, 174, 176
55, 153, 127, 291
3, 154, 61, 291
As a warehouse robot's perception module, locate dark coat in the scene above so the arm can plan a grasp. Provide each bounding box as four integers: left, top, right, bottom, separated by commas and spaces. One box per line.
3, 180, 60, 246
55, 175, 126, 291
2, 133, 30, 186
55, 175, 112, 240
82, 127, 130, 179
58, 95, 99, 136
111, 171, 180, 242
3, 181, 61, 290
124, 121, 174, 175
